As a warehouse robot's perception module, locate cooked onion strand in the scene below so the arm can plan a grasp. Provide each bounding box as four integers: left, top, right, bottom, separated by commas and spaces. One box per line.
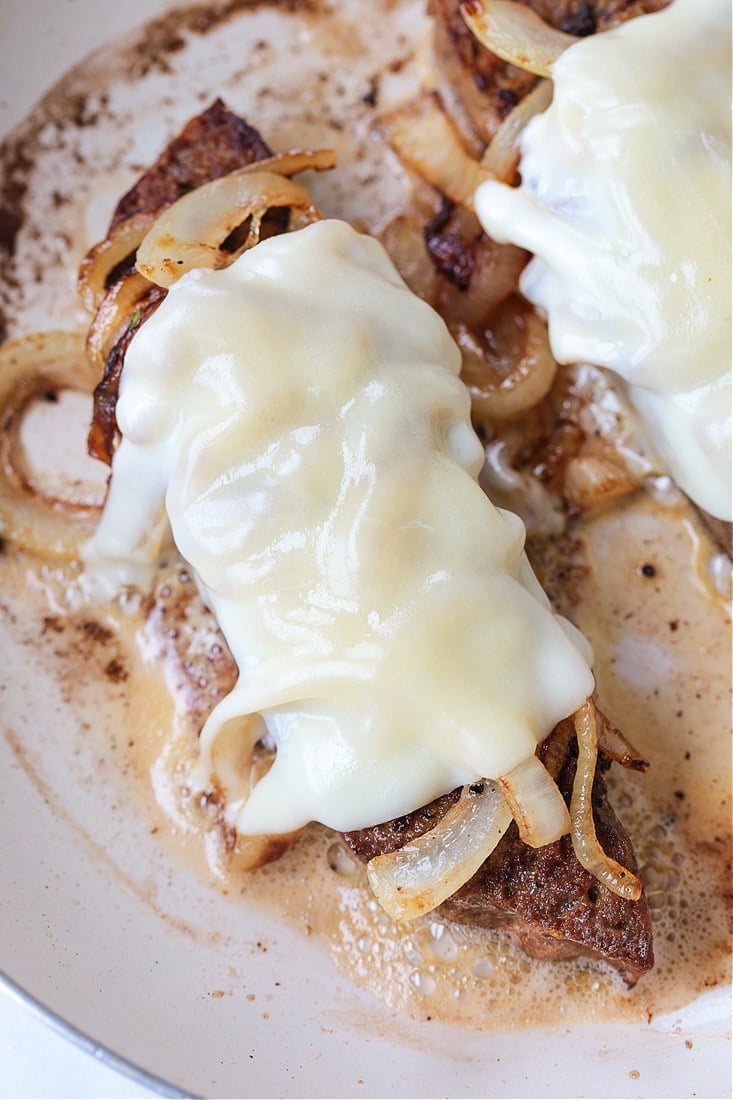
367, 781, 512, 921
461, 0, 576, 77
571, 701, 643, 900
499, 753, 570, 847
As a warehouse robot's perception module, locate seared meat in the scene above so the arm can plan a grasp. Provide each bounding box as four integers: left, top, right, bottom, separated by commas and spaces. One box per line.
345, 722, 654, 984
430, 0, 670, 147
88, 100, 279, 464
83, 102, 653, 978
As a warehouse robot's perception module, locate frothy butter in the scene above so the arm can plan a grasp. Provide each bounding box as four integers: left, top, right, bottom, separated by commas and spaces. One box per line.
475, 0, 732, 520
88, 220, 593, 834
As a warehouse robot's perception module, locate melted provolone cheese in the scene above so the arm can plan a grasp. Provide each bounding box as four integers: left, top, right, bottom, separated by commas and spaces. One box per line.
475, 0, 732, 521
87, 220, 593, 834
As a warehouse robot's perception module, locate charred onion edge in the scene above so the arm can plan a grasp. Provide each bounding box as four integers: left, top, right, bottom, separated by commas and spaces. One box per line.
460, 0, 576, 77
480, 78, 553, 182
571, 700, 643, 901
0, 330, 102, 557
380, 91, 491, 209
456, 298, 558, 421
366, 780, 512, 921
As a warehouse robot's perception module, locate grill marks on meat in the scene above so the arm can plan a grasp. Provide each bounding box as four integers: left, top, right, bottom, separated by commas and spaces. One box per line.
345, 723, 654, 984
430, 0, 670, 146
88, 100, 279, 465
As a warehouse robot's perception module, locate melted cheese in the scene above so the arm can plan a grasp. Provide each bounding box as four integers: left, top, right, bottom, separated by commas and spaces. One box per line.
86, 219, 593, 834
475, 0, 732, 521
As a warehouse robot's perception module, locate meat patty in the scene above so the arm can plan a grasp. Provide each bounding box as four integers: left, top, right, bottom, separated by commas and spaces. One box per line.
430, 0, 670, 147
345, 721, 654, 984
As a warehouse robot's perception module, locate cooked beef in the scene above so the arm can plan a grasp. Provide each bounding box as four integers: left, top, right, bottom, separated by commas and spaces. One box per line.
87, 100, 279, 464
345, 722, 654, 985
430, 0, 670, 147
83, 101, 653, 980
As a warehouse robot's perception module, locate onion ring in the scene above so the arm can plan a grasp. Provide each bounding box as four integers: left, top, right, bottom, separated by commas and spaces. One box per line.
0, 331, 103, 557
77, 212, 154, 313
136, 169, 323, 288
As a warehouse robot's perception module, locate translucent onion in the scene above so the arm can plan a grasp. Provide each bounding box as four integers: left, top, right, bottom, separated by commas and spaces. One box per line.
380, 93, 491, 209
379, 214, 442, 305
85, 271, 152, 373
457, 295, 557, 420
367, 781, 512, 921
136, 169, 323, 288
499, 753, 570, 847
77, 212, 154, 313
0, 331, 103, 557
461, 0, 577, 77
571, 701, 643, 901
563, 454, 640, 513
480, 78, 553, 182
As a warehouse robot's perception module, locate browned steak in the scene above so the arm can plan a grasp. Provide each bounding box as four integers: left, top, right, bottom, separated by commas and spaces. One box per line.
430, 0, 669, 146
345, 722, 654, 985
87, 100, 278, 464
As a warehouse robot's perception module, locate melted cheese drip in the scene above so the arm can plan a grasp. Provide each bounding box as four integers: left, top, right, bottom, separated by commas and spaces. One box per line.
87, 219, 593, 834
475, 0, 732, 520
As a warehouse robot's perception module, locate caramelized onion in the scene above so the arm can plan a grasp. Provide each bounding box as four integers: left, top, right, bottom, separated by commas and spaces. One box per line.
480, 78, 553, 182
85, 271, 152, 373
457, 295, 557, 420
366, 781, 512, 921
136, 169, 323, 288
439, 236, 527, 327
461, 0, 576, 76
571, 701, 643, 901
596, 710, 649, 772
499, 753, 570, 847
380, 93, 490, 209
77, 212, 154, 313
379, 214, 442, 305
563, 454, 641, 513
0, 331, 103, 557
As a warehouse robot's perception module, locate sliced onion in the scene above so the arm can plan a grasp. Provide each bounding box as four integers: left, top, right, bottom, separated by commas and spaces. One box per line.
366, 781, 512, 921
563, 453, 641, 513
457, 294, 557, 421
596, 710, 649, 772
77, 212, 154, 313
85, 271, 153, 373
380, 93, 490, 209
480, 78, 553, 182
461, 0, 577, 77
0, 331, 103, 557
232, 147, 337, 179
499, 753, 570, 847
438, 236, 527, 327
136, 169, 323, 288
379, 214, 442, 305
571, 701, 643, 901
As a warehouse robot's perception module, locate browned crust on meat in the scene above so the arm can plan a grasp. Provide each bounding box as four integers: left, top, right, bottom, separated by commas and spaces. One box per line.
430, 0, 670, 146
344, 722, 654, 984
109, 98, 275, 229
86, 100, 277, 464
